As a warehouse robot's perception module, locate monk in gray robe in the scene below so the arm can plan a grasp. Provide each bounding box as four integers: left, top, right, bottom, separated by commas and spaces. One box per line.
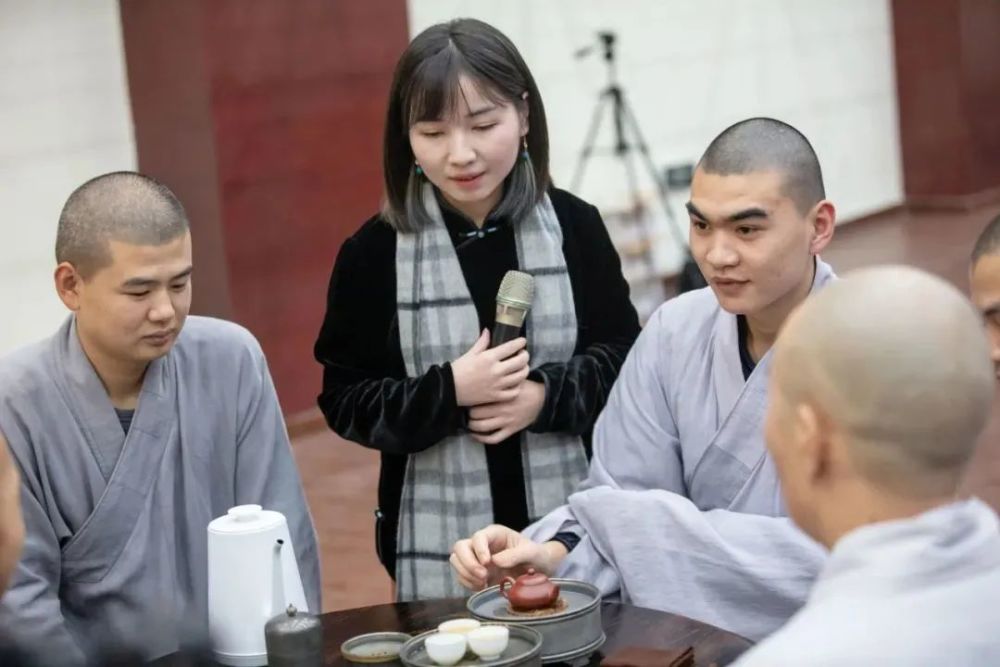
736, 266, 1000, 664
0, 433, 23, 596
452, 118, 838, 640
0, 172, 320, 665
969, 211, 1000, 380
966, 212, 1000, 511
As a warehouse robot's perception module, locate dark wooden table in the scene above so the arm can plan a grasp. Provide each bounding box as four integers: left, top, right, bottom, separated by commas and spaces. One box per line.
155, 599, 751, 666
319, 599, 751, 666
152, 599, 752, 667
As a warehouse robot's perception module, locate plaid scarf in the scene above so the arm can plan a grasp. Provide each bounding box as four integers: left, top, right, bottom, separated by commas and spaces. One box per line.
394, 184, 589, 600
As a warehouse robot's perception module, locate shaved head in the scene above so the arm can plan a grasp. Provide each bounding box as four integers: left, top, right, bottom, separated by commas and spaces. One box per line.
774, 266, 993, 496
698, 117, 825, 215
972, 212, 1000, 265
56, 172, 188, 278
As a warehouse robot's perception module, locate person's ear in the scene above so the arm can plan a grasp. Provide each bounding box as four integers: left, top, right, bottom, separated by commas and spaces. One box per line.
795, 402, 832, 484
54, 262, 84, 311
808, 200, 836, 255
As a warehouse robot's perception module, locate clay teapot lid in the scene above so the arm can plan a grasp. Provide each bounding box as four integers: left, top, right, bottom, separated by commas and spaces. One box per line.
514, 568, 550, 585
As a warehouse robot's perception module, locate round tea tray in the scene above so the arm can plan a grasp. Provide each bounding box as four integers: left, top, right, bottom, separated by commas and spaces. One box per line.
399, 624, 543, 667
466, 579, 603, 663
342, 631, 412, 664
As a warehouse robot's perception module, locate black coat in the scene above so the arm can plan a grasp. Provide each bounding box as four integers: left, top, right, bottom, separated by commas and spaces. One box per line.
314, 188, 641, 578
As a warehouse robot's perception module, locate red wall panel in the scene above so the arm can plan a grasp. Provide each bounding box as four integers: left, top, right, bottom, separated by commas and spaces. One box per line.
892, 0, 1000, 201
121, 0, 409, 413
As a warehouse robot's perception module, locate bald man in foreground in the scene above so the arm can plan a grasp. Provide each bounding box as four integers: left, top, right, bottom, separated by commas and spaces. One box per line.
734, 266, 1000, 665
0, 172, 320, 665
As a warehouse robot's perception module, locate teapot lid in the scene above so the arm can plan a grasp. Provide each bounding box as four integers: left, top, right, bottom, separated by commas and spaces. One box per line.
208, 504, 285, 535
518, 568, 548, 583
266, 604, 321, 629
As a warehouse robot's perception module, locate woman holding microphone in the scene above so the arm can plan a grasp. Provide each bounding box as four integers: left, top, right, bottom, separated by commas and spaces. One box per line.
314, 18, 640, 600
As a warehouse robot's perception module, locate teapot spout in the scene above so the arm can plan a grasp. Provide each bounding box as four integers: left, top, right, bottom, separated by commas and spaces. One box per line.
271, 539, 287, 617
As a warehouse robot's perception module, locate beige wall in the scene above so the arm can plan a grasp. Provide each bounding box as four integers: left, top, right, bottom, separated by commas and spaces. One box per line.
0, 0, 136, 354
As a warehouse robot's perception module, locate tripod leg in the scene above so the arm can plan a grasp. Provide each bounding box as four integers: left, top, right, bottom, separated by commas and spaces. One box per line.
619, 148, 661, 289
621, 142, 642, 208
621, 99, 705, 291
571, 93, 610, 193
620, 99, 688, 250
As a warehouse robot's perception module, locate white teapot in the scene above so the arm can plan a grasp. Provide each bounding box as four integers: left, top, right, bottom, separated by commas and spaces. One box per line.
208, 505, 309, 666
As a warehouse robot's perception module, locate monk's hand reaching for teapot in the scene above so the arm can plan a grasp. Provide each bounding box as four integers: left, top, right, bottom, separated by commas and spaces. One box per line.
450, 524, 568, 591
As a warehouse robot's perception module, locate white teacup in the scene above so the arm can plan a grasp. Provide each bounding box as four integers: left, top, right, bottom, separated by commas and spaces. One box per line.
467, 626, 510, 661
438, 618, 482, 635
425, 632, 467, 666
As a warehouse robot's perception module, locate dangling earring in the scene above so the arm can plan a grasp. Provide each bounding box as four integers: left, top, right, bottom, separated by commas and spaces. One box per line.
521, 137, 529, 161
415, 162, 423, 176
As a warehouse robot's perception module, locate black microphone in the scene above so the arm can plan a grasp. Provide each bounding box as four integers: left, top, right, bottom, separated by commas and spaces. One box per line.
492, 270, 534, 346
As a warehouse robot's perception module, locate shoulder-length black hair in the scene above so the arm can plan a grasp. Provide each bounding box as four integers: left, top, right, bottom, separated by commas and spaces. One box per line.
382, 18, 550, 232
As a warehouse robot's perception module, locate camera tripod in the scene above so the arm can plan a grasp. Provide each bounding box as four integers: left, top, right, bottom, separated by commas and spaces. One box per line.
572, 32, 705, 294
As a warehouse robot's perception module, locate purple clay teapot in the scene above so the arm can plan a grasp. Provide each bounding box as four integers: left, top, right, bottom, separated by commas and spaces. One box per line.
500, 568, 560, 611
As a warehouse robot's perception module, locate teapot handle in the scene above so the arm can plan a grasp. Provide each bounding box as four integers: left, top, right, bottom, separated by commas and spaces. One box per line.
499, 577, 516, 600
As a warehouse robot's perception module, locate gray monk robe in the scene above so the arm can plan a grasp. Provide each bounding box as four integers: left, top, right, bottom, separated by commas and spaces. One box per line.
0, 316, 321, 665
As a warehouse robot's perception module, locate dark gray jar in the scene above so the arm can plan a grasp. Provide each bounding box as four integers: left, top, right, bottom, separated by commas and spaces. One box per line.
264, 604, 323, 667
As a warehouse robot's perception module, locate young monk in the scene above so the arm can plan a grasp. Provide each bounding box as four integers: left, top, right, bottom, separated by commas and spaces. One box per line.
963, 211, 1000, 513
452, 117, 837, 640
0, 433, 22, 596
969, 212, 1000, 378
0, 172, 320, 664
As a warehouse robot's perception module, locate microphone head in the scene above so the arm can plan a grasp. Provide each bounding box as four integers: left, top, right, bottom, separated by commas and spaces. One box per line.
497, 270, 534, 310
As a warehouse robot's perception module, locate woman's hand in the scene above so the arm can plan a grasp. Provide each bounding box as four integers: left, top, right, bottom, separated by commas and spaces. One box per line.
468, 380, 545, 444
452, 330, 530, 407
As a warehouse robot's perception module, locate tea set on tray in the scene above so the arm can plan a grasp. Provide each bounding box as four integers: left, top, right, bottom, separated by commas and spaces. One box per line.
341, 569, 606, 667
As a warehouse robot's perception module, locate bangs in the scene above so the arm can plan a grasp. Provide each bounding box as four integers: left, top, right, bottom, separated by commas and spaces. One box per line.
401, 46, 510, 128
